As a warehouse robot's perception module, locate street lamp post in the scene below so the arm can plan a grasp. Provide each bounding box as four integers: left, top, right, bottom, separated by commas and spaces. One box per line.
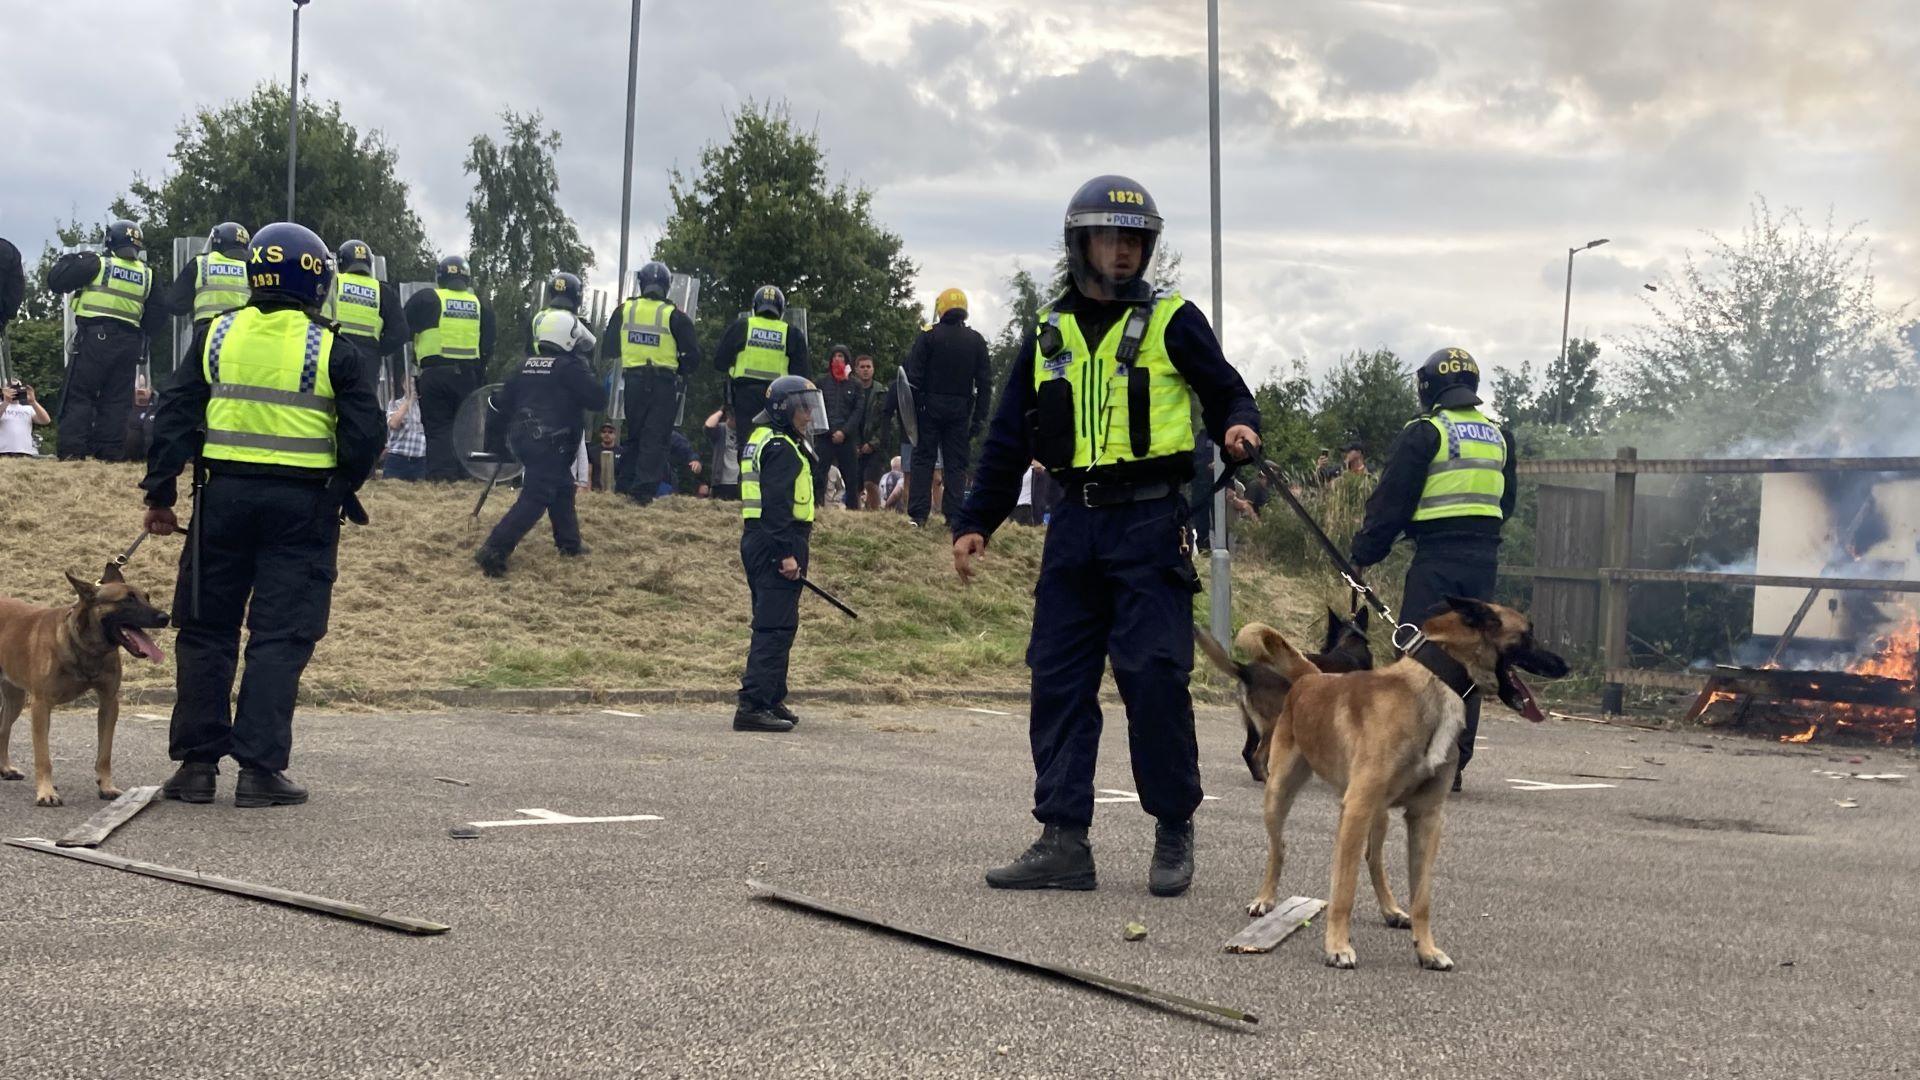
1206, 0, 1232, 647
615, 0, 643, 302
286, 0, 311, 221
1555, 237, 1608, 423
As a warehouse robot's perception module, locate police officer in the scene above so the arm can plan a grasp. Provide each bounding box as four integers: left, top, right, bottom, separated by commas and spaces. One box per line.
139, 222, 382, 807
713, 285, 809, 463
474, 304, 606, 576
163, 222, 252, 329
602, 260, 702, 505
47, 219, 170, 460
905, 287, 991, 526
405, 254, 496, 481
735, 374, 826, 734
322, 239, 407, 392
1350, 347, 1517, 791
952, 176, 1261, 897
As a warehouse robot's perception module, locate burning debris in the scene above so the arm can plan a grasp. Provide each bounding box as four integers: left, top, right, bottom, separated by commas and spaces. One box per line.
1687, 615, 1920, 745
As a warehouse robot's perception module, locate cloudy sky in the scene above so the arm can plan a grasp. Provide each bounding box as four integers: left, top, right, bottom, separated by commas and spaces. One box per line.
3, 0, 1914, 390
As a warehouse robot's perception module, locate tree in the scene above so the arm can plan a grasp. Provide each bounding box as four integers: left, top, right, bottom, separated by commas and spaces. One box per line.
1493, 338, 1603, 433
1313, 348, 1418, 463
986, 266, 1046, 395
1612, 197, 1913, 422
464, 111, 594, 376
654, 100, 922, 423
1251, 361, 1320, 475
122, 81, 435, 288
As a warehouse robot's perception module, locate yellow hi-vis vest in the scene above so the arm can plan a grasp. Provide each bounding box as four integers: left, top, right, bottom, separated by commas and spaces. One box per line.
192, 252, 251, 322
324, 271, 383, 340
201, 308, 338, 470
1410, 407, 1506, 522
740, 427, 814, 523
1032, 293, 1194, 468
619, 297, 678, 368
74, 255, 151, 325
414, 288, 482, 362
732, 316, 788, 381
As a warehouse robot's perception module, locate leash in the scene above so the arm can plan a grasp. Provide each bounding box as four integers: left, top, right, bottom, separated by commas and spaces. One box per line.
1261, 459, 1478, 700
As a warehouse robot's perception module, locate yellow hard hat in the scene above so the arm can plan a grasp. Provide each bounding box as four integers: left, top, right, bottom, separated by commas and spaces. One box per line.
935, 287, 968, 319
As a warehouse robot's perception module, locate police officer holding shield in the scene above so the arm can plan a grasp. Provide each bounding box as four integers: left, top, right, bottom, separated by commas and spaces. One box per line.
323, 240, 407, 390
1350, 347, 1517, 791
48, 220, 171, 460
951, 176, 1261, 897
603, 260, 702, 505
406, 254, 496, 480
141, 222, 383, 807
163, 222, 252, 330
713, 285, 809, 462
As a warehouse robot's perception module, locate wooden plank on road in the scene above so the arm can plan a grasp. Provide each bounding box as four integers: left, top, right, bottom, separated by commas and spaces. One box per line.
4, 838, 450, 936
1224, 896, 1327, 954
55, 785, 159, 848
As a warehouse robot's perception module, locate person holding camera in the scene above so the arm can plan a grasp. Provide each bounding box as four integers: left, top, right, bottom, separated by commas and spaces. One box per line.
0, 381, 51, 456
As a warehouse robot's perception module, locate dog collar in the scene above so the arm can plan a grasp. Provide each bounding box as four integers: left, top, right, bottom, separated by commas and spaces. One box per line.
1410, 640, 1478, 701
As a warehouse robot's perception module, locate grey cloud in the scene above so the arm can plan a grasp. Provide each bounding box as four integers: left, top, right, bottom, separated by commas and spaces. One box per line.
1321, 30, 1439, 97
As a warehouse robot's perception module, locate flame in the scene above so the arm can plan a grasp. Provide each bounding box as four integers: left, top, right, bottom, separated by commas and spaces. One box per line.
1780, 723, 1819, 744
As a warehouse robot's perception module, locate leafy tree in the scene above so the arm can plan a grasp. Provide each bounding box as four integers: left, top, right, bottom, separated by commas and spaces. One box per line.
1493, 337, 1603, 433
464, 110, 594, 376
654, 100, 921, 423
1612, 197, 1912, 422
1312, 348, 1418, 464
1251, 360, 1320, 476
121, 81, 435, 288
1490, 360, 1539, 427
986, 266, 1046, 395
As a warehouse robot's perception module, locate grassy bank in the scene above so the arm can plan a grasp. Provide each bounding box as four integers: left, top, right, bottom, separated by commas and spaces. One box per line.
0, 461, 1331, 698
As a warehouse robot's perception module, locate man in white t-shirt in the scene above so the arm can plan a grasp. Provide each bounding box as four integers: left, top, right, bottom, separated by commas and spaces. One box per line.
0, 381, 50, 456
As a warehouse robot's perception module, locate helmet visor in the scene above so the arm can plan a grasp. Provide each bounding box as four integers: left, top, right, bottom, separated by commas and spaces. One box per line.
791, 389, 829, 435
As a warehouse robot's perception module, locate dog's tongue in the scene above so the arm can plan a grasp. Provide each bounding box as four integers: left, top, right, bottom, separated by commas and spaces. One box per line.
1504, 668, 1545, 723
121, 627, 165, 663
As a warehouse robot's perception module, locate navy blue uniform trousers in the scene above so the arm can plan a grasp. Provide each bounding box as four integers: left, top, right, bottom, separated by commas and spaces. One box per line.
618, 366, 679, 502
484, 445, 581, 556
169, 474, 340, 772
738, 527, 807, 710
1400, 533, 1501, 771
1026, 494, 1203, 828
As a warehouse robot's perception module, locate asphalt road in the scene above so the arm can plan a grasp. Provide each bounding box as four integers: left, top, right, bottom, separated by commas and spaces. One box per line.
1, 700, 1914, 1079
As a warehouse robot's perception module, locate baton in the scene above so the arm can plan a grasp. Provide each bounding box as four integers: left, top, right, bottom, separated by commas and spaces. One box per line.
471, 462, 504, 518
794, 573, 859, 620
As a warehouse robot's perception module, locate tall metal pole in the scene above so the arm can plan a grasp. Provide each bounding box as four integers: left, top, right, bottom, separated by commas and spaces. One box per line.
615, 0, 643, 302
1555, 247, 1574, 424
1206, 0, 1233, 647
286, 1, 303, 220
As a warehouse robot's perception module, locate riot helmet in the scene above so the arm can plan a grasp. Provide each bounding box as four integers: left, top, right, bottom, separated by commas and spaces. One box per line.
246, 222, 334, 308
1062, 176, 1162, 303
1417, 347, 1483, 410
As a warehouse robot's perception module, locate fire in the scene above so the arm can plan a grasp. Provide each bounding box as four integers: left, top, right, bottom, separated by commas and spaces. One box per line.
1780, 723, 1818, 744
1782, 612, 1920, 746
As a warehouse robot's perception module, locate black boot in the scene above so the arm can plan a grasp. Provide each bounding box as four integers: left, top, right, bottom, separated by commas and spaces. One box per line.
1451, 770, 1464, 793
161, 761, 217, 804
770, 702, 801, 726
559, 544, 590, 558
235, 768, 308, 808
985, 824, 1096, 890
1149, 819, 1195, 897
733, 706, 794, 733
474, 546, 509, 578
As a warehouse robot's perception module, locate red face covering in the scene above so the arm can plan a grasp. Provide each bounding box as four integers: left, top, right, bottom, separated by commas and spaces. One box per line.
831, 354, 849, 381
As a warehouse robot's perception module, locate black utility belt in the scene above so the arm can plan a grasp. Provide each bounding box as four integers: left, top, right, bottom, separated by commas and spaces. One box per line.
1060, 479, 1176, 508
419, 356, 482, 370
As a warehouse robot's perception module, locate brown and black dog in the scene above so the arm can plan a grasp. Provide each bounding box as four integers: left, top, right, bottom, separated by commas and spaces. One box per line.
0, 563, 169, 807
1196, 607, 1373, 783
1238, 596, 1567, 971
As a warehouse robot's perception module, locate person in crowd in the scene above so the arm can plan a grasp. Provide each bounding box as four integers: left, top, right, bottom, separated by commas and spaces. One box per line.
122, 378, 158, 461
653, 428, 703, 498
588, 421, 624, 490
704, 405, 742, 500
1316, 447, 1340, 486
847, 355, 885, 509
0, 380, 51, 456
904, 287, 990, 526
1343, 442, 1369, 476
879, 455, 906, 512
820, 343, 864, 508
382, 377, 427, 481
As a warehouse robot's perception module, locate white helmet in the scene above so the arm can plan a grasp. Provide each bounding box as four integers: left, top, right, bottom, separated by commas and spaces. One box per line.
534, 309, 596, 357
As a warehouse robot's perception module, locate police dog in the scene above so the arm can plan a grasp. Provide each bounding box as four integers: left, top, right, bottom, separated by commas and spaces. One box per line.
1196, 607, 1374, 783
1240, 597, 1567, 971
0, 563, 169, 807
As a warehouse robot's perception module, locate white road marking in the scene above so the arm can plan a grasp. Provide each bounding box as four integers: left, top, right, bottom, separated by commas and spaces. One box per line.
467, 807, 664, 829
1505, 778, 1617, 791
1094, 788, 1221, 804
962, 707, 1012, 716
601, 709, 646, 718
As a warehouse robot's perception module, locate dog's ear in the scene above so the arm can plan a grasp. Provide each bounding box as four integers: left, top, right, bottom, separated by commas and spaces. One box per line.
1443, 595, 1499, 630
66, 571, 98, 602
100, 561, 125, 585
1322, 607, 1340, 644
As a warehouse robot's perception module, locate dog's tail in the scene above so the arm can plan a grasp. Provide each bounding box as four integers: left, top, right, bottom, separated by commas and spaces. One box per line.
1194, 626, 1247, 683
1235, 622, 1321, 682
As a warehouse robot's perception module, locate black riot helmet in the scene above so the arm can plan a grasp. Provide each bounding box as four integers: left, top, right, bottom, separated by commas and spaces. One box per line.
636, 261, 671, 300
336, 239, 374, 274
546, 271, 583, 311
1063, 175, 1163, 303
751, 285, 786, 319
105, 219, 145, 259
755, 374, 828, 437
207, 222, 251, 259
436, 254, 473, 290
1417, 347, 1483, 411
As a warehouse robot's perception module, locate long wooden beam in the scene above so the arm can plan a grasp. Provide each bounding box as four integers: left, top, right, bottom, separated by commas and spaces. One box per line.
747, 879, 1258, 1025
5, 838, 450, 935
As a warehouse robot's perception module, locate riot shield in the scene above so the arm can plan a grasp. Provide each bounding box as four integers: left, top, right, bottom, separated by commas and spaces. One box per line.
397, 281, 431, 385
170, 236, 208, 376
452, 381, 524, 483
667, 273, 701, 322
895, 364, 918, 446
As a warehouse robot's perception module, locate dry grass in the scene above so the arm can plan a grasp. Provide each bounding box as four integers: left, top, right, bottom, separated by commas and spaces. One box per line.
0, 460, 1324, 696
